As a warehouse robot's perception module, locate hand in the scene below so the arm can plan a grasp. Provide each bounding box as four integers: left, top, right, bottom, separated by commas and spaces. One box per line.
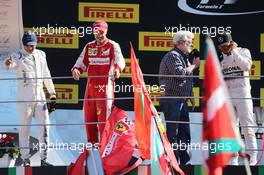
192, 57, 200, 69
113, 69, 120, 79
230, 41, 238, 50
72, 68, 81, 80
47, 97, 56, 113
5, 57, 13, 66
218, 41, 236, 55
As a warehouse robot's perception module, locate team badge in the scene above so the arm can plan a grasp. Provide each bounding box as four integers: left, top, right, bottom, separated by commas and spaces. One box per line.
101, 48, 110, 56
88, 48, 97, 56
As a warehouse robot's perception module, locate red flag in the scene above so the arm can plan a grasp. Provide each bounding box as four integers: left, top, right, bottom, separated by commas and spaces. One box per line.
99, 106, 142, 175
203, 37, 242, 175
130, 43, 184, 175
67, 149, 88, 175
130, 43, 155, 160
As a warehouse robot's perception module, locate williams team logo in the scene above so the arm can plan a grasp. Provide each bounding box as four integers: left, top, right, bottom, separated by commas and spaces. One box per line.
177, 0, 264, 15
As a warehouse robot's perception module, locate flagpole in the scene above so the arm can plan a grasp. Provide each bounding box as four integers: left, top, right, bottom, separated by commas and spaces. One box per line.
243, 157, 252, 175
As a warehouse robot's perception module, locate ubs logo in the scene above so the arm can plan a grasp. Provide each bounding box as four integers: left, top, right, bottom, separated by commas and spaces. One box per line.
177, 0, 264, 15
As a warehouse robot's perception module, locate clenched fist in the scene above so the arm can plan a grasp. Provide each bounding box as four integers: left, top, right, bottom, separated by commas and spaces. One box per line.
5, 57, 13, 66
72, 68, 81, 80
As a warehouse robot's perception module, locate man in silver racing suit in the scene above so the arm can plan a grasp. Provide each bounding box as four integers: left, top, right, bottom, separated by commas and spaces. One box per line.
215, 33, 257, 165
3, 31, 56, 166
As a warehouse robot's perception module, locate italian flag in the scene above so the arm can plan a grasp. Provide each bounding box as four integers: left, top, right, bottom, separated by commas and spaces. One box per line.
1, 167, 32, 175
202, 37, 243, 175
130, 43, 184, 175
151, 117, 172, 175
130, 43, 154, 160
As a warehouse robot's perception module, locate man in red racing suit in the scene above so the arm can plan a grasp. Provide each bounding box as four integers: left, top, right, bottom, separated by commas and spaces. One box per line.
72, 20, 125, 143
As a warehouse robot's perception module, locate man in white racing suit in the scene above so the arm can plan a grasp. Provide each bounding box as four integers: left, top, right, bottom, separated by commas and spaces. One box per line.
3, 31, 56, 166
215, 33, 257, 165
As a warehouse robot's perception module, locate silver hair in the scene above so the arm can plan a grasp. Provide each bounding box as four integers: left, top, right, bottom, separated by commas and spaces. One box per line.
173, 30, 194, 46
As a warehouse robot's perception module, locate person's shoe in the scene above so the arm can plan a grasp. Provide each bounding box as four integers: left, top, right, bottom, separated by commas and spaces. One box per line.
41, 160, 53, 166
23, 159, 30, 167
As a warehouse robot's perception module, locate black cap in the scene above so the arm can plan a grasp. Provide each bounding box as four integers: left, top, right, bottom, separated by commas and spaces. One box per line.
215, 33, 232, 46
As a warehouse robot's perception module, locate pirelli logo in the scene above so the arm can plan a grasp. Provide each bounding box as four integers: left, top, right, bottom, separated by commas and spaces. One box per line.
187, 87, 200, 107
139, 32, 200, 51
24, 28, 79, 49
199, 60, 261, 80
261, 88, 264, 107
121, 58, 135, 78
44, 84, 79, 104
79, 3, 139, 23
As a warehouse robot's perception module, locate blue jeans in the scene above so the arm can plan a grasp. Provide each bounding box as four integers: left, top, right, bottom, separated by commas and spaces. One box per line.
160, 98, 190, 164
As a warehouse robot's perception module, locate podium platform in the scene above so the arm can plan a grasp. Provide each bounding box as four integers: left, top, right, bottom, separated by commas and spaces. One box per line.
0, 165, 263, 175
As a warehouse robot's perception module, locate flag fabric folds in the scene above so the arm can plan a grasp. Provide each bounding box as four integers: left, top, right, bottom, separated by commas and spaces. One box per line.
99, 106, 142, 175
130, 43, 184, 175
67, 149, 88, 175
151, 117, 172, 175
202, 37, 242, 175
130, 43, 155, 160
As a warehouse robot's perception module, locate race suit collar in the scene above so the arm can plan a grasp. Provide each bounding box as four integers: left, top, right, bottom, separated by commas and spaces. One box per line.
21, 48, 36, 56
95, 38, 109, 47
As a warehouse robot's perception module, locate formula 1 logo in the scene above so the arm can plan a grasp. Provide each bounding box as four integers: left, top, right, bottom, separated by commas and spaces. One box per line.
177, 0, 264, 15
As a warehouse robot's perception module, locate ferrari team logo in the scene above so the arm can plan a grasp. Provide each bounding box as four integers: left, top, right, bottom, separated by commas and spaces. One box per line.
114, 119, 130, 136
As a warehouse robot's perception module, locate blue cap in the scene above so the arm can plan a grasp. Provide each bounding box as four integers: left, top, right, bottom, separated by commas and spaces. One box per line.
22, 31, 37, 46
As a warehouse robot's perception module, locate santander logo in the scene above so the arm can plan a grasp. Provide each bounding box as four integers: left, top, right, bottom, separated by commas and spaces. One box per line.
177, 0, 264, 15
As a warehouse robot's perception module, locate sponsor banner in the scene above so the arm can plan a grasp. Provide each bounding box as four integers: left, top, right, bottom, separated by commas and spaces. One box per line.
261, 33, 264, 53
199, 60, 205, 79
147, 85, 163, 107
261, 88, 264, 107
78, 3, 139, 23
24, 28, 79, 49
249, 60, 261, 80
187, 87, 200, 107
121, 58, 133, 78
200, 60, 261, 80
44, 84, 79, 104
139, 31, 200, 51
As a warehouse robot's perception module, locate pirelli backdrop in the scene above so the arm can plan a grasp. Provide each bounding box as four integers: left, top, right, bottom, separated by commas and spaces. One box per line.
22, 0, 264, 111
